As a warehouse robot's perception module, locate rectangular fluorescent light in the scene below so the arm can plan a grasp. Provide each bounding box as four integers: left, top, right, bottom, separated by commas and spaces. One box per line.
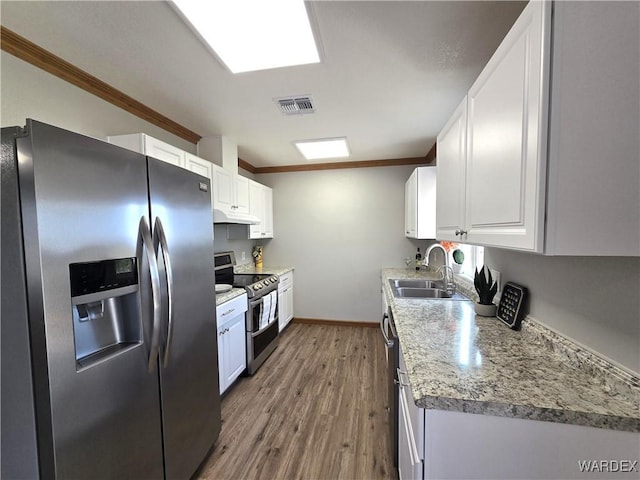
295, 138, 350, 160
172, 0, 320, 74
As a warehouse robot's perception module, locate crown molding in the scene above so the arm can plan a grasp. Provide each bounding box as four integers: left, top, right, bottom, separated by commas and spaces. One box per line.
1, 26, 201, 144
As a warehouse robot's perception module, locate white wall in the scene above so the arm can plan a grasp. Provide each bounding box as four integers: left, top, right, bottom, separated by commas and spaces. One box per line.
0, 52, 195, 153
257, 167, 434, 323
485, 248, 640, 374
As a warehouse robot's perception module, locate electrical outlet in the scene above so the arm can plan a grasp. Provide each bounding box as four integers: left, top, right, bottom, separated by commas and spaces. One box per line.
241, 251, 246, 261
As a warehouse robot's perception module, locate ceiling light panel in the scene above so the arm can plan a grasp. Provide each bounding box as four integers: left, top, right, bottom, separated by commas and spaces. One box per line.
295, 138, 350, 160
172, 0, 320, 74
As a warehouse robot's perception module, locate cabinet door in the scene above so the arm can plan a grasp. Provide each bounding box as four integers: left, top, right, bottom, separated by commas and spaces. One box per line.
225, 315, 246, 385
278, 288, 287, 332
143, 136, 185, 168
217, 326, 228, 394
235, 175, 250, 214
184, 154, 213, 206
415, 167, 436, 239
184, 153, 212, 179
436, 98, 467, 242
211, 164, 234, 213
405, 171, 417, 237
263, 187, 273, 238
465, 1, 548, 252
249, 180, 264, 239
398, 348, 424, 480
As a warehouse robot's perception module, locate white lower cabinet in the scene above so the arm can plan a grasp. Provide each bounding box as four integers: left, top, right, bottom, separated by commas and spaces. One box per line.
398, 348, 639, 480
422, 410, 639, 480
216, 293, 247, 395
277, 271, 294, 332
398, 347, 424, 480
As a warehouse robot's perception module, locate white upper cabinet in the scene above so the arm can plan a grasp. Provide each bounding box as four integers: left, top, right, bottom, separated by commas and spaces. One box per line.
437, 1, 637, 255
249, 180, 274, 239
544, 1, 639, 256
464, 0, 547, 251
436, 98, 467, 242
405, 166, 436, 239
184, 152, 213, 179
211, 163, 251, 216
437, 0, 548, 251
108, 133, 186, 168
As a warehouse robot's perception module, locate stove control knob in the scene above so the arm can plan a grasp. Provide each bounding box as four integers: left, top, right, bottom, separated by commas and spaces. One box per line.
253, 284, 260, 291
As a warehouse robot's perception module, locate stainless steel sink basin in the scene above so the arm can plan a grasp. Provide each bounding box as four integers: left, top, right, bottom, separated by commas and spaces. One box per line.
394, 287, 453, 298
388, 279, 468, 301
389, 279, 444, 289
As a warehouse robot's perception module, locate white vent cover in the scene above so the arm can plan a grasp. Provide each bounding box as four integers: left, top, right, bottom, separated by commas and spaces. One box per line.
275, 96, 315, 115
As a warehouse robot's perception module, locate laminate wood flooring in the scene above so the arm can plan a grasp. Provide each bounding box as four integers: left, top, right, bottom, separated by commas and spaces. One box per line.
196, 323, 396, 480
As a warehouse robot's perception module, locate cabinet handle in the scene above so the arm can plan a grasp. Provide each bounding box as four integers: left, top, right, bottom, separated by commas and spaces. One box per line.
396, 368, 410, 388
455, 229, 467, 236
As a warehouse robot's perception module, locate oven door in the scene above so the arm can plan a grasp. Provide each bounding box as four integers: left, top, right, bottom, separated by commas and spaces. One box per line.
246, 291, 279, 375
248, 291, 279, 333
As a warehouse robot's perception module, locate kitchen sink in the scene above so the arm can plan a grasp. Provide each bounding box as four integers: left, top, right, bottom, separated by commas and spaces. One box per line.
388, 279, 468, 301
389, 279, 445, 289
394, 287, 453, 298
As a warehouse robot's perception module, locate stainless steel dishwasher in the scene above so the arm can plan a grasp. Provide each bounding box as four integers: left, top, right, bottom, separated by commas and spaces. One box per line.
380, 307, 399, 469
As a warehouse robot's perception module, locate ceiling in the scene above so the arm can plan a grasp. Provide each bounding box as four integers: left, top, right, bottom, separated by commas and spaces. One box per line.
0, 1, 526, 169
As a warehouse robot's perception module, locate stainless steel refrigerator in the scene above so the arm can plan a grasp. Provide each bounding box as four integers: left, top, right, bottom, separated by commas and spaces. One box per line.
1, 119, 221, 479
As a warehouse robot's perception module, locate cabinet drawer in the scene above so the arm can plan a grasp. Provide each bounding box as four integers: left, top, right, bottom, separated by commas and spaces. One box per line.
216, 293, 247, 327
278, 271, 293, 289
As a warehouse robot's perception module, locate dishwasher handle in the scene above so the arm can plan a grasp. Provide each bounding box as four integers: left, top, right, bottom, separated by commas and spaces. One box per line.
380, 312, 394, 348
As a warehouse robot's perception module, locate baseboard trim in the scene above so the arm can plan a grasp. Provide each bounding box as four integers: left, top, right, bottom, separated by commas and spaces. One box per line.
293, 317, 378, 328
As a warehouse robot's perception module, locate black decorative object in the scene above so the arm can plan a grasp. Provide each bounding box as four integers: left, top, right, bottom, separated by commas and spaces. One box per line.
474, 266, 498, 305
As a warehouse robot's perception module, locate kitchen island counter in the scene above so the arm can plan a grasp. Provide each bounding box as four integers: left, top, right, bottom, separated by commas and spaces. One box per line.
382, 268, 639, 432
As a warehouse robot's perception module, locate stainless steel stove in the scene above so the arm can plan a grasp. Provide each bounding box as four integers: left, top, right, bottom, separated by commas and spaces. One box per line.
214, 252, 279, 374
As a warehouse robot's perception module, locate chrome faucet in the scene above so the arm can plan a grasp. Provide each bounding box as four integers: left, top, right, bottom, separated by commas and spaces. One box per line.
422, 243, 448, 270
422, 244, 456, 294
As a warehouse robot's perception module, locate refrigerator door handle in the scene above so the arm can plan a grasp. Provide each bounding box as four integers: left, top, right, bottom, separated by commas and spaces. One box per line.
154, 217, 174, 368
138, 216, 162, 373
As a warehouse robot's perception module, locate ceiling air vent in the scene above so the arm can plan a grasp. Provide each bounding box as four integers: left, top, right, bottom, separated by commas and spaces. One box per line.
275, 96, 315, 115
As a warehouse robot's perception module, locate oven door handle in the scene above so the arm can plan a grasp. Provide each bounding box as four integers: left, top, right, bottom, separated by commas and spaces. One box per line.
251, 319, 277, 337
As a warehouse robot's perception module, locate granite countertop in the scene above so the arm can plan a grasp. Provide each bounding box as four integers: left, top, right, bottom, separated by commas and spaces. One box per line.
215, 265, 293, 306
215, 288, 246, 307
382, 267, 640, 433
234, 264, 294, 277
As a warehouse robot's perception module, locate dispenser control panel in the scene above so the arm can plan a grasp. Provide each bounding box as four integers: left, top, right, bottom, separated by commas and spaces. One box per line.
69, 257, 137, 297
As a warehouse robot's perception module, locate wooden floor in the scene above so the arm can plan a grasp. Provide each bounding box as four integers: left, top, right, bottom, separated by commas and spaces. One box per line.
196, 322, 396, 480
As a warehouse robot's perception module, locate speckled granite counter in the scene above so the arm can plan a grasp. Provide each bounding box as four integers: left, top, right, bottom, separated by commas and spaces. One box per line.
215, 288, 246, 306
234, 264, 294, 277
382, 268, 640, 432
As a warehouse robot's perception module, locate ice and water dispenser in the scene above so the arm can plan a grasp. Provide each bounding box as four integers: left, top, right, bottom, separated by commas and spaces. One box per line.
69, 258, 142, 370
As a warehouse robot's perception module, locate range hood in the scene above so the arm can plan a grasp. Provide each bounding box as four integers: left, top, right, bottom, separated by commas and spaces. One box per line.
198, 136, 260, 225
212, 209, 259, 225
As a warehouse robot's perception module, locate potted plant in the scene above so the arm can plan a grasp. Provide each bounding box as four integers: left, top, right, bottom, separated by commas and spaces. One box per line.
473, 266, 498, 316
451, 248, 464, 273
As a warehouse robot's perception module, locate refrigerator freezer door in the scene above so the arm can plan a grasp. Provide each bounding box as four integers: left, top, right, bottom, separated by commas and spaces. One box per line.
147, 158, 221, 479
15, 120, 164, 479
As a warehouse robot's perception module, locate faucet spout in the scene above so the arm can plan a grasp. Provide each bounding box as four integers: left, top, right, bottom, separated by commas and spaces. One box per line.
422, 243, 449, 270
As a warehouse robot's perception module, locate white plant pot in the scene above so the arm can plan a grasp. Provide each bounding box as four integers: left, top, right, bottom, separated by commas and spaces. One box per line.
474, 302, 496, 317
